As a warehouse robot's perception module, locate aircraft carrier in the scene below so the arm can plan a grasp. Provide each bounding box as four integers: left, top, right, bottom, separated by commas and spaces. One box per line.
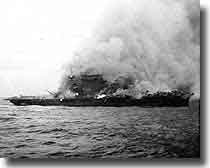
5, 74, 192, 107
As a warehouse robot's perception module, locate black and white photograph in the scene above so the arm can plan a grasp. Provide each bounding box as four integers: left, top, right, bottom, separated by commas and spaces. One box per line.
0, 0, 200, 160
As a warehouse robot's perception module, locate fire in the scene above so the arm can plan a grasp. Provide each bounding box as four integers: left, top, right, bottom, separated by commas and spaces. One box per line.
58, 0, 199, 99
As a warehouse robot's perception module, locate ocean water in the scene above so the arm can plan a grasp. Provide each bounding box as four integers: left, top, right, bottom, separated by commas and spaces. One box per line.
0, 99, 199, 159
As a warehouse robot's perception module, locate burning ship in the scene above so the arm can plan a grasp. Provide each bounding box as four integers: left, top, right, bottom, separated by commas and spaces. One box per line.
6, 74, 192, 107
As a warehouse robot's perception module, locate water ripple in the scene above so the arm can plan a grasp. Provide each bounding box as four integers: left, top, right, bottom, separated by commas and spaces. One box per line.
0, 99, 199, 159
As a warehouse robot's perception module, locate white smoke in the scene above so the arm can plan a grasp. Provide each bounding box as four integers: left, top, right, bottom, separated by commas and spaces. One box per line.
62, 0, 200, 97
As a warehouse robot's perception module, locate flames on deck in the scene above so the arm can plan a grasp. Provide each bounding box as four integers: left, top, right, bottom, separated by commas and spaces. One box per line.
54, 0, 199, 101
54, 73, 192, 100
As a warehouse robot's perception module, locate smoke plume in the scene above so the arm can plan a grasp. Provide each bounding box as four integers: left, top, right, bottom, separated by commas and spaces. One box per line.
60, 0, 200, 98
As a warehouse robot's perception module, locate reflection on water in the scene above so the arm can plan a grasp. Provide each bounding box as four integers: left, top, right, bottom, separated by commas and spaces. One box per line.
0, 100, 199, 159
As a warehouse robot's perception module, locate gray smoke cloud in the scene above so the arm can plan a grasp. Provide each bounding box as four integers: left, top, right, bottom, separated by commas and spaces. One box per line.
61, 0, 200, 98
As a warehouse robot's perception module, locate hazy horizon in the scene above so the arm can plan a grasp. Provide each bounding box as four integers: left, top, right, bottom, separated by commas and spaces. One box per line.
0, 0, 113, 97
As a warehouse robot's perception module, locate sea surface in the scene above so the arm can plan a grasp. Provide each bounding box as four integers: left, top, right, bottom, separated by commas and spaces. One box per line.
0, 99, 199, 159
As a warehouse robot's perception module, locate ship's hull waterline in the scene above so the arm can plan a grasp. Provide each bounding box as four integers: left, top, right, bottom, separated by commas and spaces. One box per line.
6, 96, 189, 107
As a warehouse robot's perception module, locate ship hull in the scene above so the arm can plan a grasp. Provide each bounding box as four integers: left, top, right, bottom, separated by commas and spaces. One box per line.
7, 96, 189, 107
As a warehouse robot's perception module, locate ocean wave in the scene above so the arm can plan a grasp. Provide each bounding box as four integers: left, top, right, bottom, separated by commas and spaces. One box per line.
0, 103, 199, 159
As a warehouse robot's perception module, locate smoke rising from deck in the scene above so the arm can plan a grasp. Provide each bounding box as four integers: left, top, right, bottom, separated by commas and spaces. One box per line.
60, 0, 200, 98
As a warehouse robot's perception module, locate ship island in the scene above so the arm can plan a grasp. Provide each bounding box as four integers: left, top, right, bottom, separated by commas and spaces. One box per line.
5, 74, 193, 107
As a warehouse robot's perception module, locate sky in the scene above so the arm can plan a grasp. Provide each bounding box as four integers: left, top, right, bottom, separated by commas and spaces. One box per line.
0, 0, 113, 97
